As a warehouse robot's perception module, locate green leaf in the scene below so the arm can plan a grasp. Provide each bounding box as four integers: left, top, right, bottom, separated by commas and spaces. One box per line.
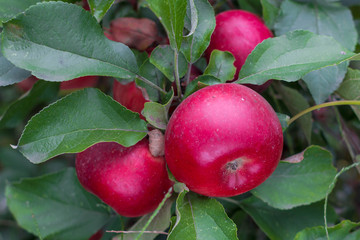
0, 0, 39, 23
168, 190, 238, 240
183, 74, 222, 98
16, 88, 148, 164
142, 91, 174, 130
2, 2, 138, 81
236, 0, 262, 15
236, 30, 356, 85
88, 0, 115, 22
0, 38, 31, 86
240, 196, 337, 240
274, 83, 312, 143
251, 146, 337, 209
276, 113, 290, 131
261, 0, 280, 29
0, 80, 59, 129
336, 68, 360, 120
294, 220, 360, 240
149, 45, 188, 82
136, 59, 166, 102
5, 168, 111, 240
146, 0, 188, 50
204, 50, 236, 82
274, 0, 358, 104
181, 0, 215, 63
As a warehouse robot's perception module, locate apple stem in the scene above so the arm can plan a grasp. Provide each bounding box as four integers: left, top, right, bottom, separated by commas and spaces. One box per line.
136, 75, 167, 94
174, 50, 183, 100
288, 100, 360, 127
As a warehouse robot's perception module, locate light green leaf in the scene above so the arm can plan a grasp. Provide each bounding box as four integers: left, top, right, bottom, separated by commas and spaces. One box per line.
252, 146, 337, 209
0, 38, 31, 86
5, 168, 111, 240
336, 68, 360, 120
294, 220, 360, 240
0, 0, 39, 23
168, 190, 238, 240
0, 80, 59, 129
240, 196, 337, 240
88, 0, 115, 22
2, 2, 138, 81
237, 30, 356, 85
181, 0, 215, 63
149, 45, 188, 82
204, 50, 236, 82
146, 0, 188, 50
142, 91, 174, 130
16, 88, 148, 163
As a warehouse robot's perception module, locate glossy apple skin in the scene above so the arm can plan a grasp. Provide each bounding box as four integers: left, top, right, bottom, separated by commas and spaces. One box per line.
165, 83, 283, 197
113, 81, 148, 118
76, 139, 173, 217
205, 10, 273, 92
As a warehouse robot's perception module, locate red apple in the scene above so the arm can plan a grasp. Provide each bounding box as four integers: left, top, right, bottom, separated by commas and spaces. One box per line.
76, 139, 173, 217
88, 229, 103, 240
113, 81, 148, 118
205, 10, 273, 92
17, 76, 99, 92
165, 83, 283, 197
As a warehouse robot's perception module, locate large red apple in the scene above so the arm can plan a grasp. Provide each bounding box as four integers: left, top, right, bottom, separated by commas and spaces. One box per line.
76, 139, 173, 217
165, 83, 283, 197
205, 10, 273, 92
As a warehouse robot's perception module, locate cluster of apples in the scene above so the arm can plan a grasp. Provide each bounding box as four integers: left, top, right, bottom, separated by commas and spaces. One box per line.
69, 8, 284, 218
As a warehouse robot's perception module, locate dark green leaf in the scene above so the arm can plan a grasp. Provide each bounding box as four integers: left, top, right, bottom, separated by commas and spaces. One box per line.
168, 190, 238, 240
0, 0, 39, 23
0, 80, 59, 129
240, 196, 337, 240
2, 2, 138, 81
274, 83, 312, 143
16, 88, 148, 163
88, 0, 115, 22
184, 75, 221, 98
237, 30, 356, 85
181, 0, 215, 63
5, 168, 111, 240
294, 220, 360, 240
261, 0, 280, 29
146, 0, 188, 50
203, 50, 236, 82
149, 45, 188, 82
252, 146, 337, 209
336, 68, 360, 120
0, 38, 31, 86
274, 0, 358, 104
136, 59, 166, 102
236, 0, 262, 15
276, 112, 290, 131
142, 91, 174, 130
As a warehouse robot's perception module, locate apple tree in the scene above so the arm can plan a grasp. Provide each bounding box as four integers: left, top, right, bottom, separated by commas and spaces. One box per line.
1, 0, 360, 239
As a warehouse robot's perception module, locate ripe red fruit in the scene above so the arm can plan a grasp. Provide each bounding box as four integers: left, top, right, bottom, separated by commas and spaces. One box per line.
205, 10, 273, 92
76, 139, 173, 217
113, 81, 148, 118
165, 83, 283, 197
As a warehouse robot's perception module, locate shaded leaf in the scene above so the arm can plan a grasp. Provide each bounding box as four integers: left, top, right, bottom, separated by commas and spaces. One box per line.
251, 146, 337, 209
294, 220, 360, 240
181, 0, 215, 63
203, 50, 236, 82
0, 80, 59, 129
261, 0, 280, 29
146, 0, 188, 50
2, 2, 138, 81
240, 196, 337, 240
168, 190, 238, 240
237, 30, 356, 85
336, 68, 360, 120
16, 88, 148, 163
276, 112, 290, 132
5, 168, 111, 240
0, 0, 39, 23
88, 0, 115, 22
184, 75, 221, 98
